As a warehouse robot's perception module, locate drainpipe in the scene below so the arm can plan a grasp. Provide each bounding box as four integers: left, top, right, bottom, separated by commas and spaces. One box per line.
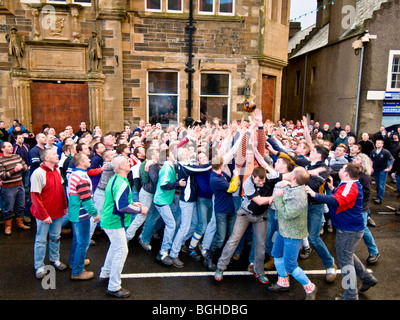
185, 0, 196, 126
301, 53, 308, 117
354, 45, 364, 138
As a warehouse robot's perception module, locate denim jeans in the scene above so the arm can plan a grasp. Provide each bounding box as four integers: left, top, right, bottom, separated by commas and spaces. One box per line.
217, 209, 267, 275
69, 218, 91, 276
91, 188, 105, 238
307, 204, 335, 269
34, 217, 63, 270
155, 204, 176, 254
374, 170, 388, 201
208, 211, 236, 258
201, 196, 216, 251
335, 228, 373, 300
22, 169, 31, 217
362, 211, 379, 255
126, 189, 154, 241
100, 228, 129, 292
2, 185, 25, 221
272, 231, 303, 274
265, 207, 278, 256
170, 200, 196, 258
272, 231, 311, 286
140, 205, 160, 244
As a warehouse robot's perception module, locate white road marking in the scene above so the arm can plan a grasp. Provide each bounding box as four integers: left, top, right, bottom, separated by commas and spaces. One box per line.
121, 269, 372, 279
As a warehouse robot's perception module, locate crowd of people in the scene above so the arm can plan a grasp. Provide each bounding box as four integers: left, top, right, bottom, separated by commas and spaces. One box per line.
0, 111, 397, 300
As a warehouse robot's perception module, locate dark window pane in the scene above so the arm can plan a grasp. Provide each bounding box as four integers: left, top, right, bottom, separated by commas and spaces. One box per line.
201, 73, 229, 95
148, 72, 178, 94
149, 95, 178, 125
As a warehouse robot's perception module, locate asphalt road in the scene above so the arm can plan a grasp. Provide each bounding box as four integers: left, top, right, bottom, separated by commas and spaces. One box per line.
0, 179, 399, 313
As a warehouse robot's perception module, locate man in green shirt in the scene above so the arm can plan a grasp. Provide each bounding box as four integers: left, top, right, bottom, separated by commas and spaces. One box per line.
99, 156, 148, 298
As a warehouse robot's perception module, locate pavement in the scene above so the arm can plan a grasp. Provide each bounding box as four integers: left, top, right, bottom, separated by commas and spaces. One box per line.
0, 179, 399, 310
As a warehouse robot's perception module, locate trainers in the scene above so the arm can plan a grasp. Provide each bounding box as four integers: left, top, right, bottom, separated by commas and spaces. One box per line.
189, 249, 202, 262
107, 287, 131, 298
172, 257, 184, 268
367, 217, 377, 227
156, 252, 173, 266
367, 253, 380, 265
374, 199, 382, 204
305, 286, 317, 300
299, 247, 312, 259
325, 264, 337, 283
359, 276, 378, 292
214, 268, 223, 281
253, 273, 269, 284
35, 266, 47, 279
71, 270, 95, 281
203, 257, 216, 271
139, 239, 152, 251
268, 282, 289, 292
51, 260, 67, 271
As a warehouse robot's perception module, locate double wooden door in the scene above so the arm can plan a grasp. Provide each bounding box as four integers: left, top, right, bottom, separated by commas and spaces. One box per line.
30, 81, 89, 135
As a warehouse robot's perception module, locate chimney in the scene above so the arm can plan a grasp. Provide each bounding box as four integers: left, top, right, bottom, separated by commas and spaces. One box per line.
289, 21, 302, 37
316, 0, 331, 28
328, 0, 357, 43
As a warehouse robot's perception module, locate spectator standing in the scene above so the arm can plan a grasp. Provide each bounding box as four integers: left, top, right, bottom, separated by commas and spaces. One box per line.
31, 149, 68, 279
370, 139, 394, 204
0, 141, 29, 235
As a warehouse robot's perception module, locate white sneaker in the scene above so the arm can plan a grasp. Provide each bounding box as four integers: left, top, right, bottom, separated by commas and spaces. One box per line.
36, 266, 47, 279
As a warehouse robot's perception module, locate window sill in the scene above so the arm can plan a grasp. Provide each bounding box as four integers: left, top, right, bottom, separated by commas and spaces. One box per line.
135, 10, 244, 22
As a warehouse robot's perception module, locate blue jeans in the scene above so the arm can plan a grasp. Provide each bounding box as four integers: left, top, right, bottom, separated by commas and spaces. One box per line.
208, 211, 236, 258
140, 205, 160, 245
2, 185, 25, 221
374, 170, 388, 201
362, 211, 379, 255
34, 217, 63, 270
307, 204, 335, 269
100, 228, 129, 292
191, 197, 213, 237
170, 200, 196, 258
272, 231, 303, 274
202, 196, 216, 251
265, 207, 278, 256
335, 228, 373, 300
272, 231, 311, 286
69, 218, 91, 276
155, 204, 176, 254
126, 189, 154, 241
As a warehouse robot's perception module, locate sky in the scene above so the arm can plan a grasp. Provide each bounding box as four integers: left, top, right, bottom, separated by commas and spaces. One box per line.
290, 0, 318, 29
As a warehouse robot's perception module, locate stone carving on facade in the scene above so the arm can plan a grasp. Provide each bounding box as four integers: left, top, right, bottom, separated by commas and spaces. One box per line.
31, 9, 41, 40
88, 30, 103, 72
5, 27, 25, 69
71, 6, 82, 43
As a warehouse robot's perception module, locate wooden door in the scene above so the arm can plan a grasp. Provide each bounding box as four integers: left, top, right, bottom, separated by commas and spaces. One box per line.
30, 81, 89, 135
261, 75, 275, 122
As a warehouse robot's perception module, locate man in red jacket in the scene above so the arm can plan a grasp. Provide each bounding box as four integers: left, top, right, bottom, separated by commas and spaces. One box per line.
30, 148, 68, 279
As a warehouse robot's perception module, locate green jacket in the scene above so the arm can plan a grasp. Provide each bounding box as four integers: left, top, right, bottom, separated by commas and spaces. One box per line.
154, 161, 177, 206
274, 185, 308, 239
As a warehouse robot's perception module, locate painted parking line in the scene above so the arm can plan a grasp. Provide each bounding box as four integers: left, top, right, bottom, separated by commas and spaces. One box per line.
121, 269, 372, 279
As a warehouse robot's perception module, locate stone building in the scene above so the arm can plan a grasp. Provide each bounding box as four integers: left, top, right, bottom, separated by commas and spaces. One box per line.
0, 0, 290, 134
282, 0, 400, 137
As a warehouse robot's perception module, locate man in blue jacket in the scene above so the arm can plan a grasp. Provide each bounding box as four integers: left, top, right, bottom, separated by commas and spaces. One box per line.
203, 156, 238, 271
306, 163, 378, 300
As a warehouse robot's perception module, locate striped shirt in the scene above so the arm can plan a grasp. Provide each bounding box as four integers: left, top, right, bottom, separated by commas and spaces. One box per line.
67, 168, 97, 222
0, 154, 27, 188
